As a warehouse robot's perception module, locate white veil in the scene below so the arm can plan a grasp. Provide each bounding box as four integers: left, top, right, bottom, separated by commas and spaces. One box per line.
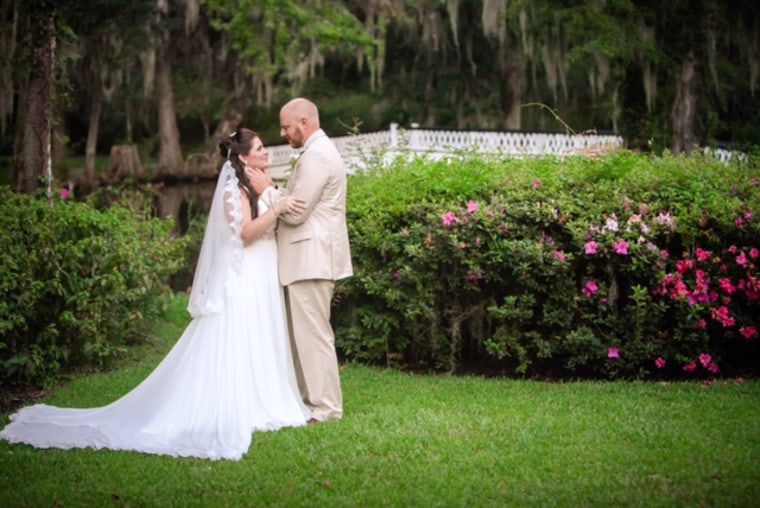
187, 161, 244, 318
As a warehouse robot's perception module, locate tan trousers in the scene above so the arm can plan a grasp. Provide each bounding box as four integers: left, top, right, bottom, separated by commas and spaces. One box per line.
285, 279, 343, 421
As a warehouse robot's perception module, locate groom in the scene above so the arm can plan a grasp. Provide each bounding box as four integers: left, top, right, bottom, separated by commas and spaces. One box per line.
248, 98, 353, 423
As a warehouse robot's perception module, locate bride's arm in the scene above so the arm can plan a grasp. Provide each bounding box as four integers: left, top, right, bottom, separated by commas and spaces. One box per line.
238, 190, 305, 245
238, 191, 279, 245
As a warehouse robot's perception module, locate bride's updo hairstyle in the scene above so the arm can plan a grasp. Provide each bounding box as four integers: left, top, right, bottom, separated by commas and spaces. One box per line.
219, 129, 259, 218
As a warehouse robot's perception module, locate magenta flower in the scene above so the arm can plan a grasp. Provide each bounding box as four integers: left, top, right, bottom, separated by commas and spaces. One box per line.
718, 278, 736, 294
740, 326, 757, 339
699, 353, 712, 368
681, 259, 697, 273
531, 179, 541, 189
683, 362, 697, 372
711, 306, 736, 327
707, 362, 720, 374
442, 211, 460, 227
582, 280, 599, 298
584, 241, 598, 255
613, 241, 629, 255
466, 271, 484, 282
60, 187, 71, 200
655, 357, 666, 369
553, 250, 567, 263
467, 200, 479, 213
695, 248, 711, 261
735, 217, 745, 227
607, 347, 620, 359
750, 248, 759, 259
736, 251, 748, 266
391, 269, 401, 280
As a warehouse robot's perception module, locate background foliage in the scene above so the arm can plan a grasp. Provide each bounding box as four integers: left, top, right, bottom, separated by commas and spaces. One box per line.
335, 150, 760, 379
0, 186, 188, 393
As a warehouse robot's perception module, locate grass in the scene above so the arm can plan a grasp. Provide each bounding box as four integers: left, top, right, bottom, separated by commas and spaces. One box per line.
1, 294, 758, 507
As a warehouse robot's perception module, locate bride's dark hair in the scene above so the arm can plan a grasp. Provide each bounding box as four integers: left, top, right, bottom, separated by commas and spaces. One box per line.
218, 129, 260, 218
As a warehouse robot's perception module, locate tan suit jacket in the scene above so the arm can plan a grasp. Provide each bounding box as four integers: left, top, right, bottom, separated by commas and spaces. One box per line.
264, 130, 353, 286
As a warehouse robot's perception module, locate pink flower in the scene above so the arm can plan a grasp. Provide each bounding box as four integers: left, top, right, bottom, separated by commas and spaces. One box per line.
699, 353, 712, 368
466, 271, 484, 282
467, 200, 479, 213
655, 357, 666, 369
711, 306, 736, 327
391, 269, 401, 280
656, 212, 675, 230
707, 362, 720, 374
60, 187, 70, 200
696, 319, 707, 329
607, 347, 620, 359
676, 259, 694, 274
735, 217, 745, 227
614, 241, 629, 255
750, 248, 759, 259
683, 362, 697, 372
695, 248, 711, 261
531, 179, 541, 189
442, 211, 460, 227
605, 216, 619, 232
584, 241, 598, 255
740, 326, 757, 339
728, 245, 738, 254
718, 278, 736, 294
553, 250, 567, 263
736, 251, 748, 266
582, 280, 599, 298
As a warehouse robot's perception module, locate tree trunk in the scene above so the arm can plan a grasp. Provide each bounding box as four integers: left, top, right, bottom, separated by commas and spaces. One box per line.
501, 46, 522, 131
154, 35, 184, 179
671, 50, 699, 155
85, 87, 102, 184
190, 95, 253, 179
52, 109, 67, 171
13, 10, 55, 194
107, 144, 144, 182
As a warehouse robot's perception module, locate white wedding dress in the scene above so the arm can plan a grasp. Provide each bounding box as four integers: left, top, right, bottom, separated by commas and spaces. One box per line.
0, 163, 310, 460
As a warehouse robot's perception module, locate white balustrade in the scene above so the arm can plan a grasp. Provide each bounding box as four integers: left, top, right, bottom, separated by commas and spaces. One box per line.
266, 124, 630, 179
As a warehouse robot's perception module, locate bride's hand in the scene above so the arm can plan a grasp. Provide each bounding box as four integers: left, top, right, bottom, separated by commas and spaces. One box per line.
273, 195, 305, 217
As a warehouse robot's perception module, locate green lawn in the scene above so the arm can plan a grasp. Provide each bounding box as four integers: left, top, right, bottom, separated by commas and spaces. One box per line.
1, 294, 758, 507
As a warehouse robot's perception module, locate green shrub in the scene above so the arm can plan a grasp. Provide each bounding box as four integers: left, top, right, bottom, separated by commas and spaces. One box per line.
335, 151, 760, 379
0, 186, 188, 389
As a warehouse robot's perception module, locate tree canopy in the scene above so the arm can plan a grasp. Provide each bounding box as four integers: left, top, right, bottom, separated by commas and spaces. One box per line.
2, 0, 758, 191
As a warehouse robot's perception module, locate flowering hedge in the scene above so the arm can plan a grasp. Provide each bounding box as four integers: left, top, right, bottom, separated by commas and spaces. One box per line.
335, 151, 760, 380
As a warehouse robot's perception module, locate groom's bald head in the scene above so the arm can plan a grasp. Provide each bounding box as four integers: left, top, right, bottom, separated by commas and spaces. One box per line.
279, 98, 321, 148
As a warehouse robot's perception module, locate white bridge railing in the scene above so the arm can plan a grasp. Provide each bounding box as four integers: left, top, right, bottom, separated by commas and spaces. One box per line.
267, 123, 625, 179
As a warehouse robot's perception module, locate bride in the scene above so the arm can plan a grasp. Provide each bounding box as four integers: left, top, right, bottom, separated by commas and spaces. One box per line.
0, 129, 311, 460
